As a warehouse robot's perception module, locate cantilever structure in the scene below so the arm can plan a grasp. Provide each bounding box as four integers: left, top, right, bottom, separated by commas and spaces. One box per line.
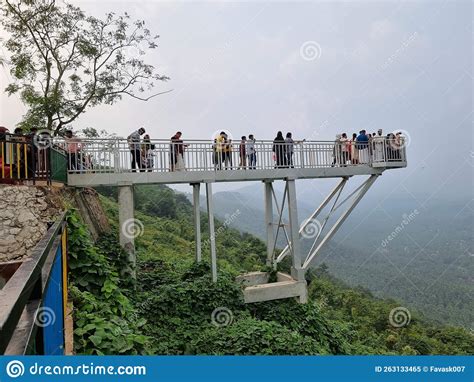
62, 137, 407, 303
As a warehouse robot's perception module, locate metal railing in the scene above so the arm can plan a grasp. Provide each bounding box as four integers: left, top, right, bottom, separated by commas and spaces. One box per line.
0, 212, 68, 355
58, 137, 406, 174
0, 135, 68, 184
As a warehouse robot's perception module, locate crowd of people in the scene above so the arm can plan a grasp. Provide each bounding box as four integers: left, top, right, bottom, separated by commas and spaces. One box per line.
0, 126, 42, 179
0, 126, 89, 176
0, 126, 405, 178
126, 128, 404, 172
127, 129, 304, 172
332, 129, 405, 166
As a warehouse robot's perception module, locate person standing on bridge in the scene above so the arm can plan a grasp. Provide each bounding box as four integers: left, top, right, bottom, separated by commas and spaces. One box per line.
64, 130, 83, 171
332, 134, 342, 167
127, 127, 145, 172
350, 133, 358, 164
170, 131, 187, 171
247, 134, 257, 169
356, 130, 369, 164
215, 131, 227, 170
273, 131, 286, 168
239, 136, 247, 169
340, 133, 349, 166
284, 132, 295, 168
142, 134, 155, 172
372, 129, 384, 162
224, 136, 233, 170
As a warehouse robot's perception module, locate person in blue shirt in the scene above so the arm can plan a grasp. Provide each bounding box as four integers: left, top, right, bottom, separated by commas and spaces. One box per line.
356, 130, 369, 163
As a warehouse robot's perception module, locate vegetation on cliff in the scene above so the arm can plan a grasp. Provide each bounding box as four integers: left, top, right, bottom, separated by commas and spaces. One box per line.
67, 185, 474, 355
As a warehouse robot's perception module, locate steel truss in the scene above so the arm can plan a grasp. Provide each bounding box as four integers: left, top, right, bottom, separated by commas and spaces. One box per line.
268, 175, 379, 273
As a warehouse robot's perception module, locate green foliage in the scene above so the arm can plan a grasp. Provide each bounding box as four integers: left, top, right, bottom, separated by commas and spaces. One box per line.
191, 317, 329, 355
1, 0, 168, 132
249, 300, 350, 354
66, 210, 152, 354
307, 266, 474, 355
69, 185, 474, 356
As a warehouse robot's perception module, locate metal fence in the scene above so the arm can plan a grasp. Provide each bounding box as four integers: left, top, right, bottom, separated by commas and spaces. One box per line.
0, 135, 68, 184
58, 137, 407, 174
0, 212, 68, 355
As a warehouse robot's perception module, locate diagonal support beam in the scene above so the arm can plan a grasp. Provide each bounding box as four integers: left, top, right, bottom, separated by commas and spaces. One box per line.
286, 179, 304, 281
271, 186, 292, 254
302, 175, 379, 270
264, 181, 275, 266
270, 183, 289, 263
275, 178, 347, 264
305, 181, 345, 258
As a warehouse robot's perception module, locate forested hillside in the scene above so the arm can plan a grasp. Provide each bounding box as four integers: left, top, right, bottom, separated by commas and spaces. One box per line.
199, 185, 474, 328
67, 185, 473, 355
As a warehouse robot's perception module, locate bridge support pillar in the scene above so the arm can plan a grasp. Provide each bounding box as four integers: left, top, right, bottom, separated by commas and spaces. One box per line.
118, 183, 136, 278
286, 179, 304, 282
205, 183, 217, 282
192, 183, 202, 263
264, 181, 275, 267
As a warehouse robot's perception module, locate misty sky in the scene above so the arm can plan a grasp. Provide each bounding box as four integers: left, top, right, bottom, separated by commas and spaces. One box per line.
0, 0, 472, 200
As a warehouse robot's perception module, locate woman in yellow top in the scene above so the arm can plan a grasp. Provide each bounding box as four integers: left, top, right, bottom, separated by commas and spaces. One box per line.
215, 132, 228, 170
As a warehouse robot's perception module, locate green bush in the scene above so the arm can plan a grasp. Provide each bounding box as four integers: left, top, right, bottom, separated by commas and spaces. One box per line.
67, 210, 153, 355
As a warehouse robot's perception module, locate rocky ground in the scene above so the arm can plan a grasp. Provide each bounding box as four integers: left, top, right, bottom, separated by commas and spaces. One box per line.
0, 185, 63, 261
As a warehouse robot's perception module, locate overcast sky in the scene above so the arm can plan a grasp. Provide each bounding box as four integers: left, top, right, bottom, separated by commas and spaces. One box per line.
0, 0, 472, 199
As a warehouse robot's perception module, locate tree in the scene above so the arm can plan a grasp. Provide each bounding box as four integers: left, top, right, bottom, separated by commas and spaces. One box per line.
1, 0, 170, 134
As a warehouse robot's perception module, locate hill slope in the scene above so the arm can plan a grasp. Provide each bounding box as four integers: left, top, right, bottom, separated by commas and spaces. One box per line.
192, 184, 474, 328
67, 185, 473, 355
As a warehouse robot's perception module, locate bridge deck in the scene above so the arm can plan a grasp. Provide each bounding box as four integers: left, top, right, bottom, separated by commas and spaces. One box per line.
61, 138, 407, 186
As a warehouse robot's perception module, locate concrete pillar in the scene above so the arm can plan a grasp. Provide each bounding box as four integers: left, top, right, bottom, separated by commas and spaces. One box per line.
192, 183, 202, 262
264, 181, 275, 266
118, 183, 136, 278
206, 183, 217, 282
286, 179, 304, 281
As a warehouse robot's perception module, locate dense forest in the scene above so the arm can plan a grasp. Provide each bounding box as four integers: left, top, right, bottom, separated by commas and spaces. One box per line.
199, 184, 474, 328
67, 185, 474, 355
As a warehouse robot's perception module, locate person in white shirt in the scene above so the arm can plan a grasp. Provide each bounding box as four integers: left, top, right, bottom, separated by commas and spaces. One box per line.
247, 134, 257, 169
373, 129, 384, 162
340, 133, 349, 167
127, 127, 145, 171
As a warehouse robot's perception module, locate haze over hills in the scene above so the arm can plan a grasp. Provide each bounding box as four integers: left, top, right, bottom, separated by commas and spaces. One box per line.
186, 182, 473, 328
